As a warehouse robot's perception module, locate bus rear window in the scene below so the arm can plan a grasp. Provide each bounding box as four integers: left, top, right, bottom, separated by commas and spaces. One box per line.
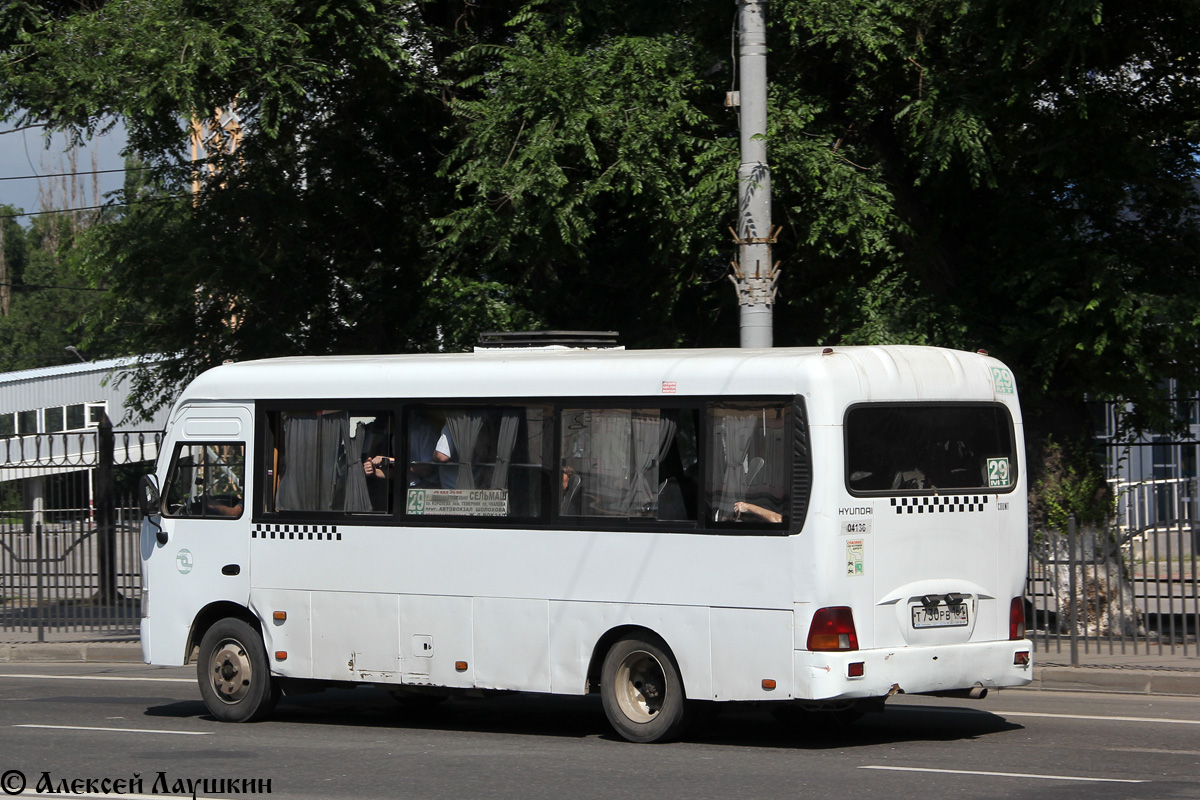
845, 404, 1016, 494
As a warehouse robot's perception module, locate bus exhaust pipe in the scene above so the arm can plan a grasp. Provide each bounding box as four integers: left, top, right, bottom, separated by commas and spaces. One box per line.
922, 683, 988, 700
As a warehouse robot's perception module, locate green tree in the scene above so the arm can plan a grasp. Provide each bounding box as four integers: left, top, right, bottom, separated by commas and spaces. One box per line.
0, 207, 115, 371
1, 0, 1198, 464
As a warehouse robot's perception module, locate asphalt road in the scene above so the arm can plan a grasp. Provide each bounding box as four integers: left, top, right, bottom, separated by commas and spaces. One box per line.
1, 663, 1198, 800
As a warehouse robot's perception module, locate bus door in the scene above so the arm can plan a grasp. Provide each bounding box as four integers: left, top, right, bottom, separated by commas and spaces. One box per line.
145, 407, 253, 662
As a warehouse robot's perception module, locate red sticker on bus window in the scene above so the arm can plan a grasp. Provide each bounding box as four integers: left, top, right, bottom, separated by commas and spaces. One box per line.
662, 381, 677, 394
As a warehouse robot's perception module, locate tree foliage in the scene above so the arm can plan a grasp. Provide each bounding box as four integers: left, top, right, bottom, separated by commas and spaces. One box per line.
0, 0, 1197, 459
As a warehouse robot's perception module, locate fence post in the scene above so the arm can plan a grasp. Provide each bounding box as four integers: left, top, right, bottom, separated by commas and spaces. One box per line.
35, 521, 44, 643
1068, 513, 1079, 667
94, 413, 119, 604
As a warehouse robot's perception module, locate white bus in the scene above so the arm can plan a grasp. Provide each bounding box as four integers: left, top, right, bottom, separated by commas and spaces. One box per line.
138, 344, 1031, 742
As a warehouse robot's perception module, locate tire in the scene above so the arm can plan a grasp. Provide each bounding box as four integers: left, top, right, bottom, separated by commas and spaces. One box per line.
196, 618, 280, 722
600, 633, 692, 743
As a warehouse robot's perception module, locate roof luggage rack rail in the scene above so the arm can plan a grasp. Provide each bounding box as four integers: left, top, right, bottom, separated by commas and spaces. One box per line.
475, 331, 622, 351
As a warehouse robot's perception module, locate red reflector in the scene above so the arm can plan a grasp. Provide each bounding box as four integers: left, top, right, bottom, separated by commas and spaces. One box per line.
807, 607, 859, 651
1014, 651, 1030, 667
1009, 597, 1026, 640
848, 662, 865, 678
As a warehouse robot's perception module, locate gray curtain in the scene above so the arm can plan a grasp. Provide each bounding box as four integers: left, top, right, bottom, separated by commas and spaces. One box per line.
490, 411, 521, 490
444, 411, 486, 490
712, 412, 758, 520
276, 412, 349, 511
343, 420, 372, 512
625, 412, 677, 516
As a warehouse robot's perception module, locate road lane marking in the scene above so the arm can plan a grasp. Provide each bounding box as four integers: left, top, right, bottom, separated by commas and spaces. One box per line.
902, 704, 1200, 727
15, 724, 211, 736
996, 710, 1200, 726
0, 673, 192, 684
860, 766, 1145, 783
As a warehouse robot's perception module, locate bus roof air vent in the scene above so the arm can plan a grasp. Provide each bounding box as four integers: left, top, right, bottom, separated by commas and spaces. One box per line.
475, 331, 623, 351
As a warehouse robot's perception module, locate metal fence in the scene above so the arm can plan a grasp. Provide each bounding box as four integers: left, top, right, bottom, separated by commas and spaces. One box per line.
0, 427, 160, 643
5, 428, 1199, 656
1027, 478, 1200, 660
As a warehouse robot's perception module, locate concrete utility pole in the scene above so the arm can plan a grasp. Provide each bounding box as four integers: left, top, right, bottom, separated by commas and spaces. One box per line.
729, 0, 779, 348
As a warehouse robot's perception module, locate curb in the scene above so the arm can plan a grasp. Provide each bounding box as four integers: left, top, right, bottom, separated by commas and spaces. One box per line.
0, 641, 143, 664
1025, 665, 1200, 696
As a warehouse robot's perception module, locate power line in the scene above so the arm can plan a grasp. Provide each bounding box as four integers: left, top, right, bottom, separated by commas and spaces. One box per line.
0, 166, 149, 182
0, 281, 105, 293
0, 194, 188, 220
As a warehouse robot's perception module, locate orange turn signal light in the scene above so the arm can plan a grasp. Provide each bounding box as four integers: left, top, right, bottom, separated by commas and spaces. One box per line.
274, 651, 287, 661
455, 661, 468, 672
273, 611, 287, 621
761, 679, 777, 690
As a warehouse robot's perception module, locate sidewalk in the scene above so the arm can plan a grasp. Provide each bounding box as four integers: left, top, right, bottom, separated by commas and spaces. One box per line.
1022, 643, 1200, 696
3, 638, 1200, 697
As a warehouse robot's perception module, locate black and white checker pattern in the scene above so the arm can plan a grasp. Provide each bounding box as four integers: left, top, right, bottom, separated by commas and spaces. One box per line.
252, 523, 341, 541
890, 496, 990, 514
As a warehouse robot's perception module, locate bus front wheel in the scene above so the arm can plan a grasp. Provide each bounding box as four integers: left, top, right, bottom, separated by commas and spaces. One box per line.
197, 618, 280, 722
600, 634, 691, 743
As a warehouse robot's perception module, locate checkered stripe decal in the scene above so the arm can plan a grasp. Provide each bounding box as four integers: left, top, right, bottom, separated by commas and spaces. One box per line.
252, 524, 341, 541
891, 496, 990, 514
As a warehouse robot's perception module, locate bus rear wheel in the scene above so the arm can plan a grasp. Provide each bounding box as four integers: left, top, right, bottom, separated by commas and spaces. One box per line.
197, 618, 280, 722
600, 634, 691, 743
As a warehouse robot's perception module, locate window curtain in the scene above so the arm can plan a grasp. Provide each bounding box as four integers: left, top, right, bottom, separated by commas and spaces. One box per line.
711, 411, 759, 520
343, 420, 372, 512
444, 411, 486, 490
624, 412, 676, 516
276, 412, 349, 511
489, 411, 521, 490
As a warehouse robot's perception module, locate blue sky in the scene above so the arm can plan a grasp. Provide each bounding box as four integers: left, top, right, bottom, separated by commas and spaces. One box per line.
0, 122, 128, 221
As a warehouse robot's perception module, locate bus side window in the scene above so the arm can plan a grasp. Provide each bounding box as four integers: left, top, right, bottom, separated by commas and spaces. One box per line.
162, 443, 245, 519
706, 403, 789, 525
559, 408, 697, 522
405, 405, 550, 519
271, 410, 392, 514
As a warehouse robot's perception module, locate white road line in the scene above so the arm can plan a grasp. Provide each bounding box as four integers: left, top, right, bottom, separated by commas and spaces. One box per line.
0, 673, 192, 684
906, 704, 1200, 727
860, 766, 1145, 783
997, 710, 1200, 726
14, 724, 212, 736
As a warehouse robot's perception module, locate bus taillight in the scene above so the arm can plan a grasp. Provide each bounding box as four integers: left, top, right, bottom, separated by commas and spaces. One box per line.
1009, 597, 1026, 640
806, 607, 859, 651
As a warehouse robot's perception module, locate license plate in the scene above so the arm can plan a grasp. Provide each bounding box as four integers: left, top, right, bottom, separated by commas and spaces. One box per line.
911, 603, 969, 628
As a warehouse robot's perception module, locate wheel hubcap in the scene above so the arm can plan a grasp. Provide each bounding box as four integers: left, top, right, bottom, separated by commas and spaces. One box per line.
209, 639, 252, 704
615, 649, 666, 723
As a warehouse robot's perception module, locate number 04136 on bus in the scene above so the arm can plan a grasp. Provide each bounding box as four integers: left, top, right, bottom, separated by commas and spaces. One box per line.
137, 343, 1031, 743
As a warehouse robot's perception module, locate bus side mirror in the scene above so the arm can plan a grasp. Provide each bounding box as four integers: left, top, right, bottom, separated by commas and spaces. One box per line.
139, 474, 161, 515
139, 475, 169, 544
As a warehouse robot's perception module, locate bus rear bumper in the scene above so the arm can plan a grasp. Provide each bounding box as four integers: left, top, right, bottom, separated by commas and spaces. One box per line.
794, 640, 1032, 701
